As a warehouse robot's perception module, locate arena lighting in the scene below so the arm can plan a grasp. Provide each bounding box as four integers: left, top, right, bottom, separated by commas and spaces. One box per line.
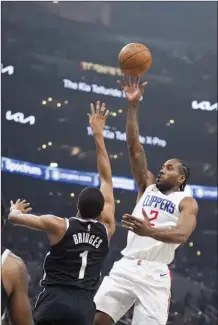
197, 251, 201, 256
169, 119, 175, 124
110, 153, 123, 159
42, 101, 46, 105
70, 193, 75, 197
57, 103, 61, 107
48, 142, 52, 146
50, 162, 58, 168
189, 242, 194, 247
118, 109, 123, 114
71, 147, 81, 156
64, 100, 68, 104
42, 144, 47, 149
116, 200, 121, 204
48, 98, 52, 102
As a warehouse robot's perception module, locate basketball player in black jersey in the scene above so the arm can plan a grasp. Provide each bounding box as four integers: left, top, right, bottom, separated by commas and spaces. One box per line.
8, 102, 115, 325
1, 198, 33, 325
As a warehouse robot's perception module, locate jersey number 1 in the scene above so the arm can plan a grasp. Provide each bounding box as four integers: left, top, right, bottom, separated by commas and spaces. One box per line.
79, 250, 88, 279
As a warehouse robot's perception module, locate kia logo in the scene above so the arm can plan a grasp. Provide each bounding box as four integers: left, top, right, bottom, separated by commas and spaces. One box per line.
1, 64, 14, 75
192, 100, 217, 111
5, 111, 35, 125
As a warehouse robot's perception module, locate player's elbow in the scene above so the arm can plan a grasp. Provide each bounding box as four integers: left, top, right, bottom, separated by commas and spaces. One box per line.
177, 223, 196, 244
111, 222, 116, 235
128, 142, 143, 157
137, 182, 147, 194
177, 231, 190, 244
108, 221, 116, 238
166, 230, 188, 244
179, 235, 188, 244
104, 178, 113, 187
166, 235, 186, 244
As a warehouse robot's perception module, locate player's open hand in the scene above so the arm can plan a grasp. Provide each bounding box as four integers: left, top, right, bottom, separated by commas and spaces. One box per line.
88, 101, 109, 135
10, 199, 32, 214
117, 75, 147, 106
122, 209, 152, 236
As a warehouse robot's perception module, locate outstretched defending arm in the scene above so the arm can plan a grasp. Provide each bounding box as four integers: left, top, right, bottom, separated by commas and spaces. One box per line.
88, 101, 115, 239
8, 199, 66, 238
118, 76, 155, 203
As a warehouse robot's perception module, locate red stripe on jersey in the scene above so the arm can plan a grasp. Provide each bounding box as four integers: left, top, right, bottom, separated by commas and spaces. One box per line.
168, 269, 172, 313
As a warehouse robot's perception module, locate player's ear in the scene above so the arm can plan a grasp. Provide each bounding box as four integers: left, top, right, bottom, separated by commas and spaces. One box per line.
178, 175, 185, 186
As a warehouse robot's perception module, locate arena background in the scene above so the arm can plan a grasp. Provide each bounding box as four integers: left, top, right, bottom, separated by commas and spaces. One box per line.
1, 2, 217, 324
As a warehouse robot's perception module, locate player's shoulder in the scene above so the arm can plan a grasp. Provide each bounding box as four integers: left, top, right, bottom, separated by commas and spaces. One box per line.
4, 252, 25, 273
172, 190, 193, 201
2, 251, 28, 286
145, 184, 158, 193
96, 220, 109, 236
179, 196, 198, 208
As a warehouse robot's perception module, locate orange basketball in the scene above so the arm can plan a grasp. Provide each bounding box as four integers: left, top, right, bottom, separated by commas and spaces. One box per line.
118, 43, 152, 76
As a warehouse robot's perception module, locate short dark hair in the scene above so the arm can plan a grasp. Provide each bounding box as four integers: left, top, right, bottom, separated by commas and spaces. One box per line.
1, 197, 7, 228
78, 187, 105, 219
176, 160, 190, 191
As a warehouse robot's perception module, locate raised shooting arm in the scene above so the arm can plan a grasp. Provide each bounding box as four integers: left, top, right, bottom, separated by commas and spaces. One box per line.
118, 76, 155, 202
88, 102, 115, 239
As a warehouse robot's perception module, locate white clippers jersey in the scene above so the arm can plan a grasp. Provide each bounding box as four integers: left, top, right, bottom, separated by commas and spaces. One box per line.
121, 184, 191, 264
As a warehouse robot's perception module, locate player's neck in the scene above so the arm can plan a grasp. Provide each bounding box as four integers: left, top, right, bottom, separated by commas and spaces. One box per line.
160, 186, 181, 195
76, 212, 81, 218
76, 212, 87, 220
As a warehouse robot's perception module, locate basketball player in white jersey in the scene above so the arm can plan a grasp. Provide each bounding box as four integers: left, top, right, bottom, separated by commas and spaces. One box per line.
94, 76, 198, 325
1, 198, 33, 325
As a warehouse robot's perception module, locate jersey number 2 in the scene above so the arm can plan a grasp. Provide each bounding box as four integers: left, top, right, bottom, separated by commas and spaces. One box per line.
79, 250, 88, 279
149, 210, 159, 226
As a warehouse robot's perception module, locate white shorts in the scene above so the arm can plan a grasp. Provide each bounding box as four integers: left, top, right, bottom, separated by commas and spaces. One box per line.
94, 257, 171, 325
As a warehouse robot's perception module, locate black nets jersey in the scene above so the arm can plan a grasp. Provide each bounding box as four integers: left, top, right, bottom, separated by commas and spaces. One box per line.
1, 249, 11, 321
40, 217, 109, 293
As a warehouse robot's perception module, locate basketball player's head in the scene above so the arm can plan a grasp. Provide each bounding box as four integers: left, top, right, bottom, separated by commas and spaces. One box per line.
77, 187, 105, 219
1, 197, 7, 229
156, 159, 190, 192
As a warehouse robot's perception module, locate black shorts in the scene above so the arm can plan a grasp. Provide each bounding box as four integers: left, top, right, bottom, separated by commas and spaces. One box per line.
33, 286, 96, 325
